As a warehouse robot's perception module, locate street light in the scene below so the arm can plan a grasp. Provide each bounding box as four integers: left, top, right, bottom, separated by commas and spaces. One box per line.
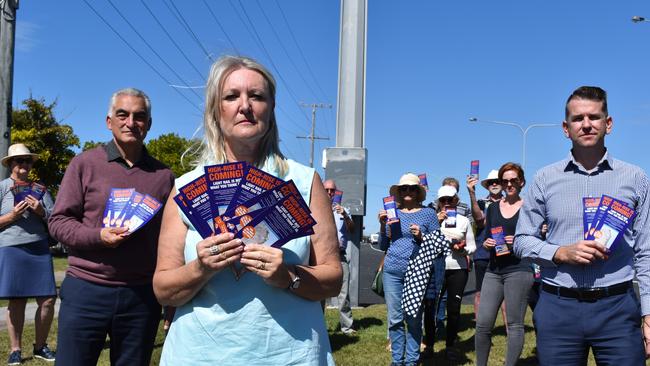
468, 117, 559, 169
632, 16, 648, 23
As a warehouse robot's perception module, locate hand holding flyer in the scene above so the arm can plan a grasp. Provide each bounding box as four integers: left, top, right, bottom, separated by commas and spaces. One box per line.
383, 196, 399, 224
174, 162, 316, 248
491, 226, 510, 256
585, 196, 636, 252
470, 160, 480, 180
102, 188, 162, 234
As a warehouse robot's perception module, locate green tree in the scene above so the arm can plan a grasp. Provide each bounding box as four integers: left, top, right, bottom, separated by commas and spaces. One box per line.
11, 96, 80, 193
82, 140, 104, 151
145, 133, 198, 177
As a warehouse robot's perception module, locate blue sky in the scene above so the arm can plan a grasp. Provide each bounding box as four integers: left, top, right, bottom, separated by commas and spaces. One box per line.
12, 1, 650, 235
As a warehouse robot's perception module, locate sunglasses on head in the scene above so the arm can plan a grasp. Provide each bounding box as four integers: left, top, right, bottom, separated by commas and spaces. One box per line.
500, 178, 521, 186
398, 185, 419, 193
12, 157, 32, 165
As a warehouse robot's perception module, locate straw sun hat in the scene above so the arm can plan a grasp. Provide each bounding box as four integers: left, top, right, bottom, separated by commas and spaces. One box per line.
1, 143, 39, 167
480, 169, 500, 189
389, 173, 427, 202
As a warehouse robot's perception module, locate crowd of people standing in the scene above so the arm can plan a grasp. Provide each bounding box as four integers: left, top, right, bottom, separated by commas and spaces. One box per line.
1, 53, 648, 366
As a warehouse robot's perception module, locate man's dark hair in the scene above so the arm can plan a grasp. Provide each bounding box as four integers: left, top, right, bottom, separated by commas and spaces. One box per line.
565, 86, 608, 119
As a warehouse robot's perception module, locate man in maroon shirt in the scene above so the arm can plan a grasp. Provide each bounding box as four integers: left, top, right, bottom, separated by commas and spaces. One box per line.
49, 88, 174, 366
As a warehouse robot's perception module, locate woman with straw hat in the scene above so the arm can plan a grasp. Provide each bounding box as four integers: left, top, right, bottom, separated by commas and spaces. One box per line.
0, 143, 57, 364
378, 172, 439, 366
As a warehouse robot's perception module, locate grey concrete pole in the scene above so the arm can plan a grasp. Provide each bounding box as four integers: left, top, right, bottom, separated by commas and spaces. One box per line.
0, 0, 18, 178
335, 0, 367, 307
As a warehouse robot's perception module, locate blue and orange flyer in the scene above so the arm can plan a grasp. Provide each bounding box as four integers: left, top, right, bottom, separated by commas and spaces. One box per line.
332, 190, 343, 205
234, 194, 316, 248
445, 208, 457, 228
175, 175, 214, 238
204, 162, 247, 220
586, 197, 636, 252
418, 174, 428, 191
172, 161, 318, 245
383, 196, 399, 224
582, 197, 600, 239
225, 166, 284, 216
491, 226, 510, 256
12, 182, 46, 205
470, 160, 479, 180
125, 194, 163, 233
102, 188, 135, 228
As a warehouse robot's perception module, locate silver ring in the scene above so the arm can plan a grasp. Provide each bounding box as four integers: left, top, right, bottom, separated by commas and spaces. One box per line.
209, 244, 221, 256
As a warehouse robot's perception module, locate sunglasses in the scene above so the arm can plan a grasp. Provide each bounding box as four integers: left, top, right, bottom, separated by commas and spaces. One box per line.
500, 178, 521, 186
486, 180, 500, 186
398, 185, 419, 193
439, 196, 455, 204
12, 158, 33, 165
325, 188, 336, 193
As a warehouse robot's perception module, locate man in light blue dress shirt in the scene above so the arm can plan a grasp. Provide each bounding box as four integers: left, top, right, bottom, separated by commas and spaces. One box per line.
515, 86, 650, 364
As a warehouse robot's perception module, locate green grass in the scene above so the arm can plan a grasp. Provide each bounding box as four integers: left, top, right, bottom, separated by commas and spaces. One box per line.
2, 303, 628, 365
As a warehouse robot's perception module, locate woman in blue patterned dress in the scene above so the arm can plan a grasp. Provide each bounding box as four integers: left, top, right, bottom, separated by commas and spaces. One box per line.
153, 55, 342, 365
379, 173, 439, 366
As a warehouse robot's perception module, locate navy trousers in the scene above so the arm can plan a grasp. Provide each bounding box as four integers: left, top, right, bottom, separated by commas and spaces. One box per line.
55, 276, 161, 366
534, 287, 644, 365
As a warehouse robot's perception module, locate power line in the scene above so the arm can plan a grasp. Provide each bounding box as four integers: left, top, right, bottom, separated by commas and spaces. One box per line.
296, 102, 331, 168
81, 0, 202, 113
254, 0, 320, 101
201, 0, 240, 55
274, 0, 330, 101
140, 0, 205, 82
162, 0, 214, 62
106, 0, 203, 102
229, 0, 312, 126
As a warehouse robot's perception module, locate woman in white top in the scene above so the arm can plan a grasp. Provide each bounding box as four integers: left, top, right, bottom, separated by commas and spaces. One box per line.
436, 185, 476, 361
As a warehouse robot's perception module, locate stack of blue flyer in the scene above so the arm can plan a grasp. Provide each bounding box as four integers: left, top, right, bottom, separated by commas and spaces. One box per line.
11, 182, 46, 205
102, 188, 163, 234
584, 195, 636, 252
174, 162, 316, 248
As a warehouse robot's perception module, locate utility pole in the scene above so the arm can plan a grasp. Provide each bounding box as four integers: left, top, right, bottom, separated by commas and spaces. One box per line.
0, 0, 18, 178
296, 102, 331, 167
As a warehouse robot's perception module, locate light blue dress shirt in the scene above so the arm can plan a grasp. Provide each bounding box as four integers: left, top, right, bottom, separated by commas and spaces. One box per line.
514, 150, 650, 315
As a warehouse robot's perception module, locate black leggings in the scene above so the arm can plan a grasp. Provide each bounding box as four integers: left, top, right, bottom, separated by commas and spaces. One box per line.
442, 269, 469, 347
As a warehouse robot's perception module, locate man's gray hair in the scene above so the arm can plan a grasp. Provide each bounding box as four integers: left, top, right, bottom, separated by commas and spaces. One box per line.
107, 88, 151, 118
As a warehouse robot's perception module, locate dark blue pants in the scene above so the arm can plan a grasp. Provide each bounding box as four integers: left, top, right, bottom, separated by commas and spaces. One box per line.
55, 276, 161, 366
534, 287, 644, 365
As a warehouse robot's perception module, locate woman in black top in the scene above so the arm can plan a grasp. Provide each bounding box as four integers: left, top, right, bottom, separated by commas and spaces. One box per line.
474, 162, 534, 366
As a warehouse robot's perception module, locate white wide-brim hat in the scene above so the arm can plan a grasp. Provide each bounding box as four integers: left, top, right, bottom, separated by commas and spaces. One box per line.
480, 169, 500, 189
389, 173, 427, 202
1, 143, 39, 167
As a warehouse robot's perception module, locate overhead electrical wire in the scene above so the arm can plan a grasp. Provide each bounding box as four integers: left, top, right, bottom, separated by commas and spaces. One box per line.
230, 0, 313, 128
274, 0, 331, 102
162, 0, 214, 62
106, 0, 203, 102
139, 0, 206, 82
201, 0, 241, 56
254, 0, 320, 101
81, 0, 202, 113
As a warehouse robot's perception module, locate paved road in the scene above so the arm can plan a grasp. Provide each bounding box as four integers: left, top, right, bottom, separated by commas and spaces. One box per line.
348, 240, 476, 306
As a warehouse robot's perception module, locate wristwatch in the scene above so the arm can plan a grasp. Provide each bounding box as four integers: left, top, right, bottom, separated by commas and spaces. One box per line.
288, 266, 301, 290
